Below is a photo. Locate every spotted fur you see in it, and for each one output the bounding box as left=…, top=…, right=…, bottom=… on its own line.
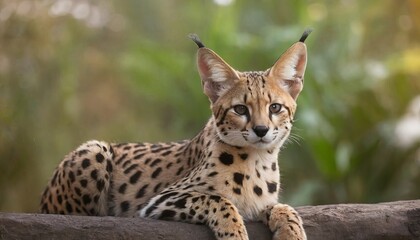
left=40, top=30, right=311, bottom=240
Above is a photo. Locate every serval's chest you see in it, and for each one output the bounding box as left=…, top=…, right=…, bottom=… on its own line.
left=189, top=147, right=281, bottom=220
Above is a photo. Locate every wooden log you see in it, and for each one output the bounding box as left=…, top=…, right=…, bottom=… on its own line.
left=0, top=200, right=419, bottom=240
left=298, top=200, right=420, bottom=240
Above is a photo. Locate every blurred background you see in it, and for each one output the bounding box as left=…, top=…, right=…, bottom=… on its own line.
left=0, top=0, right=419, bottom=213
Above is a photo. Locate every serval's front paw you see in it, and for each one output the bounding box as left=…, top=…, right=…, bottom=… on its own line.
left=262, top=203, right=306, bottom=240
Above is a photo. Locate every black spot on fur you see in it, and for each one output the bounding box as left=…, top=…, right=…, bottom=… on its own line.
left=124, top=164, right=138, bottom=174
left=156, top=192, right=178, bottom=204
left=176, top=167, right=184, bottom=176
left=120, top=201, right=130, bottom=212
left=161, top=150, right=172, bottom=156
left=144, top=206, right=157, bottom=216
left=121, top=144, right=132, bottom=151
left=134, top=153, right=145, bottom=159
left=95, top=153, right=104, bottom=163
left=118, top=183, right=127, bottom=194
left=267, top=181, right=277, bottom=193
left=136, top=184, right=148, bottom=199
left=150, top=159, right=162, bottom=167
left=189, top=209, right=196, bottom=216
left=233, top=173, right=244, bottom=186
left=65, top=202, right=73, bottom=213
left=69, top=171, right=75, bottom=183
left=209, top=195, right=221, bottom=203
left=219, top=152, right=234, bottom=166
left=208, top=171, right=218, bottom=177
left=153, top=183, right=162, bottom=193
left=151, top=167, right=162, bottom=178
left=77, top=149, right=89, bottom=156
left=160, top=210, right=176, bottom=219
left=80, top=179, right=88, bottom=188
left=130, top=171, right=142, bottom=184
left=96, top=179, right=105, bottom=191
left=239, top=153, right=248, bottom=160
left=133, top=148, right=146, bottom=154
left=51, top=171, right=58, bottom=186
left=174, top=197, right=187, bottom=209
left=144, top=158, right=152, bottom=165
left=106, top=160, right=113, bottom=172
left=90, top=169, right=98, bottom=180
left=57, top=195, right=63, bottom=204
left=271, top=162, right=277, bottom=171
left=233, top=188, right=241, bottom=195
left=75, top=187, right=82, bottom=196
left=82, top=194, right=92, bottom=205
left=115, top=153, right=127, bottom=165
left=81, top=159, right=90, bottom=169
left=253, top=185, right=263, bottom=196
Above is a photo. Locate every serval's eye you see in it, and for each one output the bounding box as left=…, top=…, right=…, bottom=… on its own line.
left=233, top=105, right=248, bottom=115
left=269, top=103, right=282, bottom=114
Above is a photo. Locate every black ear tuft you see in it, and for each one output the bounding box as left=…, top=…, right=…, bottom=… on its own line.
left=299, top=28, right=313, bottom=43
left=188, top=33, right=205, bottom=48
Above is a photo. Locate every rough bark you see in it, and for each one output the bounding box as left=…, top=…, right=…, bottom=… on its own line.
left=0, top=200, right=419, bottom=240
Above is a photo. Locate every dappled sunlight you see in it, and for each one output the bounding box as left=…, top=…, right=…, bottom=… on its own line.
left=395, top=96, right=420, bottom=148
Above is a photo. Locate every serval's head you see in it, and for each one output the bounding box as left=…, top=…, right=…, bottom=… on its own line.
left=191, top=30, right=310, bottom=150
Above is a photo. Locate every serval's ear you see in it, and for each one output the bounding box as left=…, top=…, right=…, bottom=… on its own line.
left=268, top=29, right=312, bottom=100
left=189, top=34, right=239, bottom=104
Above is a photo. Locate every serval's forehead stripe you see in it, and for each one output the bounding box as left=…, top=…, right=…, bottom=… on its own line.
left=234, top=71, right=270, bottom=106
left=236, top=71, right=296, bottom=120
left=242, top=71, right=268, bottom=90
left=238, top=71, right=282, bottom=102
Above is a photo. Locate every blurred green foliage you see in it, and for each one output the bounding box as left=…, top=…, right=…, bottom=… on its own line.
left=0, top=0, right=419, bottom=212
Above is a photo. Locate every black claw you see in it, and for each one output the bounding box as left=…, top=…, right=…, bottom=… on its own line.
left=299, top=28, right=313, bottom=43
left=188, top=33, right=205, bottom=48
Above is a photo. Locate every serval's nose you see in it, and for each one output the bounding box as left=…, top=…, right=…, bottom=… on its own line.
left=253, top=125, right=269, bottom=138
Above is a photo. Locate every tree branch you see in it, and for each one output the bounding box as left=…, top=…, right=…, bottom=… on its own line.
left=1, top=200, right=419, bottom=240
